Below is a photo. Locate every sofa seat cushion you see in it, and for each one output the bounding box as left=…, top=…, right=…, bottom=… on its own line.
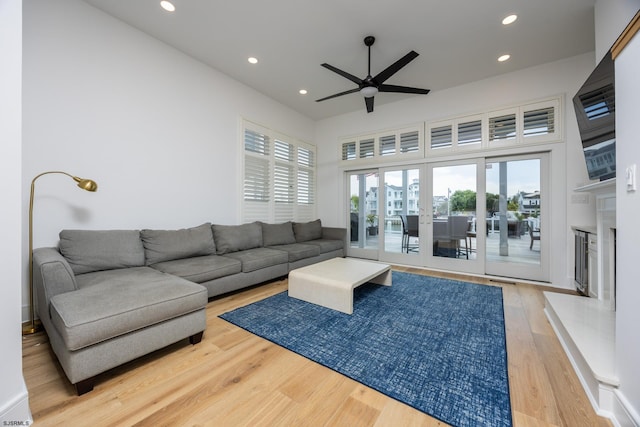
left=223, top=248, right=288, bottom=273
left=149, top=254, right=242, bottom=283
left=51, top=267, right=207, bottom=351
left=302, top=239, right=343, bottom=254
left=266, top=243, right=320, bottom=262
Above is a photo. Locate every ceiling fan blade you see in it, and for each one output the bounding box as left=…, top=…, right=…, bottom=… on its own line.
left=365, top=96, right=375, bottom=113
left=320, top=63, right=363, bottom=85
left=378, top=84, right=430, bottom=95
left=373, top=51, right=419, bottom=84
left=315, top=88, right=360, bottom=102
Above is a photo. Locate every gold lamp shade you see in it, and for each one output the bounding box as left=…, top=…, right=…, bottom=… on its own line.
left=73, top=176, right=98, bottom=192
left=23, top=171, right=98, bottom=335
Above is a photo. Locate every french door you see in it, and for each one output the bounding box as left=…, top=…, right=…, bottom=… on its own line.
left=345, top=153, right=549, bottom=282
left=347, top=170, right=379, bottom=260
left=425, top=160, right=484, bottom=275
left=484, top=153, right=549, bottom=282
left=377, top=166, right=424, bottom=265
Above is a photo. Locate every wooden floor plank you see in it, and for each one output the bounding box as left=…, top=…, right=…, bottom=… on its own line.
left=23, top=267, right=612, bottom=426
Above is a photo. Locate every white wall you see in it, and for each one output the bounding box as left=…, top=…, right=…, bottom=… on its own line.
left=613, top=21, right=640, bottom=427
left=595, top=0, right=640, bottom=62
left=0, top=0, right=32, bottom=423
left=22, top=0, right=315, bottom=317
left=315, top=53, right=597, bottom=288
left=594, top=1, right=640, bottom=422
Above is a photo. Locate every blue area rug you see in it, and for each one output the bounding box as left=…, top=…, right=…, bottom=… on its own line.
left=220, top=271, right=512, bottom=427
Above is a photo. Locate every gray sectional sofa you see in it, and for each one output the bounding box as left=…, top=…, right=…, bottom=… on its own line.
left=32, top=219, right=345, bottom=395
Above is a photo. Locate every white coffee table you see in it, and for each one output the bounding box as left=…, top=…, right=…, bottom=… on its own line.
left=288, top=257, right=391, bottom=314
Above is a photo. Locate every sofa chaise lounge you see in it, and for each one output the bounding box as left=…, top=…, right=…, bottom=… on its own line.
left=32, top=219, right=345, bottom=395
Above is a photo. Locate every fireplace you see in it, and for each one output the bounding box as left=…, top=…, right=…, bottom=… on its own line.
left=573, top=179, right=616, bottom=310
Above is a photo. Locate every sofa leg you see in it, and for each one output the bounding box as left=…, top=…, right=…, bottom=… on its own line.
left=75, top=377, right=94, bottom=396
left=189, top=331, right=204, bottom=345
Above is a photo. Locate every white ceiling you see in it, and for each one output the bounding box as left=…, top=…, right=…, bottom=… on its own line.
left=82, top=0, right=596, bottom=121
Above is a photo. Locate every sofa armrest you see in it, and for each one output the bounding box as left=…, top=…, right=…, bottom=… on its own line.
left=321, top=227, right=347, bottom=251
left=33, top=247, right=78, bottom=320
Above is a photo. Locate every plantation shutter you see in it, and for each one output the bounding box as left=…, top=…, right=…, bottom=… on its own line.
left=297, top=146, right=316, bottom=221
left=342, top=141, right=356, bottom=160
left=400, top=130, right=420, bottom=153
left=243, top=128, right=271, bottom=222
left=457, top=120, right=482, bottom=146
left=430, top=125, right=452, bottom=149
left=488, top=114, right=516, bottom=142
left=379, top=134, right=396, bottom=156
left=242, top=120, right=317, bottom=223
left=523, top=106, right=555, bottom=137
left=359, top=138, right=375, bottom=158
left=273, top=139, right=294, bottom=222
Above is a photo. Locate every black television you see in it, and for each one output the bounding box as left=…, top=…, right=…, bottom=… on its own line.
left=572, top=52, right=616, bottom=181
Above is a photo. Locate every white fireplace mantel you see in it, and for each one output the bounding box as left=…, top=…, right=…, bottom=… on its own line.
left=544, top=177, right=617, bottom=418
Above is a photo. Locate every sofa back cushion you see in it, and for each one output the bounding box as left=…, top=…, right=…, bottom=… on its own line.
left=212, top=222, right=263, bottom=254
left=261, top=221, right=296, bottom=246
left=141, top=223, right=216, bottom=265
left=59, top=230, right=145, bottom=275
left=293, top=219, right=323, bottom=242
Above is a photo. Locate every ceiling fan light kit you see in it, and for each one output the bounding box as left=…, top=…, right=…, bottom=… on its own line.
left=316, top=35, right=430, bottom=113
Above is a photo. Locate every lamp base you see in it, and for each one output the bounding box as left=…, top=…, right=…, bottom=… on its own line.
left=22, top=319, right=43, bottom=335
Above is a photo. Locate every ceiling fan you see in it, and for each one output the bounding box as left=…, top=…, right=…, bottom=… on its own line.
left=316, top=36, right=430, bottom=113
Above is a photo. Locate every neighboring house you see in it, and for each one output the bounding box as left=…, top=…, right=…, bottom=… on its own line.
left=520, top=190, right=541, bottom=215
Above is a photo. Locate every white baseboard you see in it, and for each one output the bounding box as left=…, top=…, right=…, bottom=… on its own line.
left=611, top=390, right=640, bottom=427
left=0, top=386, right=32, bottom=425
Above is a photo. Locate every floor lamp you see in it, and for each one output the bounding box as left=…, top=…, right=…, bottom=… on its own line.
left=23, top=171, right=98, bottom=335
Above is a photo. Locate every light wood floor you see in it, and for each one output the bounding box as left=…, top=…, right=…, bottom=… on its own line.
left=23, top=267, right=613, bottom=426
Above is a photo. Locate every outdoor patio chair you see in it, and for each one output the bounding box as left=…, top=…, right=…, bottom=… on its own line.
left=529, top=220, right=540, bottom=250
left=449, top=216, right=470, bottom=259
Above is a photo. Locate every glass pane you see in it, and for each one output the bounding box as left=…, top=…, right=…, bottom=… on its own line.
left=383, top=169, right=420, bottom=254
left=432, top=164, right=477, bottom=259
left=349, top=172, right=379, bottom=250
left=485, top=159, right=541, bottom=266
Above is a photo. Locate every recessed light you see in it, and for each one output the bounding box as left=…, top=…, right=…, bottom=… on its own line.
left=248, top=57, right=258, bottom=64
left=160, top=1, right=175, bottom=12
left=498, top=54, right=511, bottom=62
left=299, top=89, right=308, bottom=95
left=502, top=14, right=517, bottom=25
